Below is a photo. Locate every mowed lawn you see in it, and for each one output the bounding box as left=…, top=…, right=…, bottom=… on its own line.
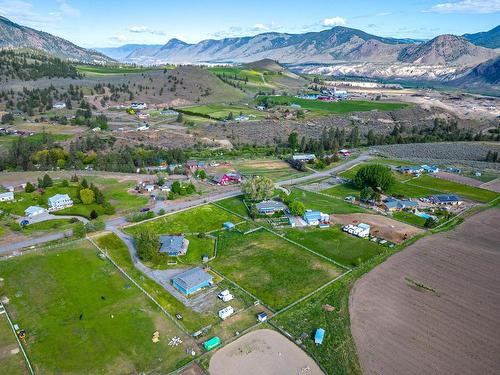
left=0, top=241, right=192, bottom=374
left=282, top=226, right=384, bottom=267
left=211, top=229, right=343, bottom=310
left=0, top=315, right=28, bottom=375
left=407, top=175, right=500, bottom=203
left=125, top=204, right=242, bottom=236
left=216, top=196, right=249, bottom=218
left=288, top=188, right=368, bottom=214
left=232, top=159, right=309, bottom=182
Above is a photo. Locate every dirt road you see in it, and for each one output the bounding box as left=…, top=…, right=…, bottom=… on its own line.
left=350, top=208, right=500, bottom=375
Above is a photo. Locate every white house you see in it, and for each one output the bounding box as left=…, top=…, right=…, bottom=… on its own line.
left=130, top=102, right=147, bottom=110
left=24, top=206, right=46, bottom=218
left=144, top=184, right=155, bottom=192
left=53, top=102, right=66, bottom=109
left=292, top=154, right=316, bottom=162
left=48, top=194, right=73, bottom=211
left=0, top=192, right=14, bottom=202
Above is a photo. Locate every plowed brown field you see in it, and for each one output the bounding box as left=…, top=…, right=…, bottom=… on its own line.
left=350, top=208, right=500, bottom=375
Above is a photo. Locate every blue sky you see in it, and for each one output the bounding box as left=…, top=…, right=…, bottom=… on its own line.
left=0, top=0, right=499, bottom=47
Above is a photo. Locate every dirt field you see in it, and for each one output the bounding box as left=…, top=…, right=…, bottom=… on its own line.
left=350, top=208, right=500, bottom=375
left=209, top=329, right=323, bottom=375
left=434, top=171, right=483, bottom=187
left=330, top=213, right=423, bottom=243
left=480, top=179, right=500, bottom=193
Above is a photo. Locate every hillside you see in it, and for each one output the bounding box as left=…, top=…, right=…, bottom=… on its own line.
left=94, top=44, right=163, bottom=60
left=463, top=25, right=500, bottom=49
left=450, top=56, right=500, bottom=92
left=0, top=16, right=113, bottom=64
left=104, top=26, right=498, bottom=68
left=399, top=35, right=498, bottom=66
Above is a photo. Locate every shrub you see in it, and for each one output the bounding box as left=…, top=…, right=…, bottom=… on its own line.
left=80, top=188, right=95, bottom=205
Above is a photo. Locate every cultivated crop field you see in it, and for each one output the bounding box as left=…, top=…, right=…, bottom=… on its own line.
left=0, top=240, right=194, bottom=374
left=259, top=96, right=409, bottom=114
left=350, top=208, right=500, bottom=375
left=125, top=204, right=243, bottom=236
left=211, top=229, right=344, bottom=310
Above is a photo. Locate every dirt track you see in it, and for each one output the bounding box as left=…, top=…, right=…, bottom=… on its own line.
left=350, top=208, right=500, bottom=375
left=209, top=329, right=323, bottom=375
left=330, top=213, right=423, bottom=243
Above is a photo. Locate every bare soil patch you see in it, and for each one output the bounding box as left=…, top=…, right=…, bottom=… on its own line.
left=480, top=179, right=500, bottom=193
left=330, top=213, right=423, bottom=243
left=350, top=208, right=500, bottom=375
left=209, top=329, right=323, bottom=375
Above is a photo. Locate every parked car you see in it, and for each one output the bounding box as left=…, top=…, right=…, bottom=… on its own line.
left=140, top=207, right=150, bottom=212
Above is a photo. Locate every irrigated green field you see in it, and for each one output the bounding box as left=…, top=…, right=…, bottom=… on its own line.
left=177, top=103, right=265, bottom=121
left=125, top=204, right=243, bottom=236
left=281, top=226, right=384, bottom=267
left=288, top=188, right=368, bottom=214
left=259, top=96, right=409, bottom=114
left=407, top=175, right=500, bottom=203
left=211, top=229, right=344, bottom=310
left=0, top=241, right=193, bottom=374
left=76, top=65, right=162, bottom=75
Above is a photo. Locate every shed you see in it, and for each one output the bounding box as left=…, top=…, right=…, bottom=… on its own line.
left=257, top=312, right=268, bottom=322
left=223, top=222, right=235, bottom=230
left=204, top=337, right=221, bottom=351
left=171, top=267, right=213, bottom=295
left=314, top=328, right=325, bottom=345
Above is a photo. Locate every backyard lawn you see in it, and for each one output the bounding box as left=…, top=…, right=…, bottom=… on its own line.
left=0, top=241, right=193, bottom=374
left=210, top=229, right=344, bottom=310
left=288, top=188, right=368, bottom=214
left=392, top=211, right=427, bottom=228
left=281, top=226, right=384, bottom=267
left=125, top=204, right=243, bottom=236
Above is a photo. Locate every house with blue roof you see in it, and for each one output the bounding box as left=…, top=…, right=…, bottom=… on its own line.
left=430, top=194, right=462, bottom=205
left=382, top=197, right=418, bottom=212
left=303, top=211, right=329, bottom=226
left=255, top=200, right=287, bottom=215
left=171, top=267, right=213, bottom=295
left=421, top=165, right=439, bottom=173
left=159, top=235, right=189, bottom=256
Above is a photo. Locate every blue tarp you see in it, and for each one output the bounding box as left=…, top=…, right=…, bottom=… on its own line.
left=315, top=328, right=325, bottom=345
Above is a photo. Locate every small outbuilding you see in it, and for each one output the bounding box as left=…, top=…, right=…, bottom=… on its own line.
left=204, top=337, right=221, bottom=351
left=223, top=222, right=235, bottom=230
left=0, top=192, right=14, bottom=202
left=257, top=312, right=268, bottom=322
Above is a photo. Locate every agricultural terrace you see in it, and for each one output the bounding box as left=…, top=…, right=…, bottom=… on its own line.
left=124, top=204, right=243, bottom=236
left=280, top=226, right=384, bottom=267
left=258, top=96, right=409, bottom=114
left=0, top=314, right=28, bottom=375
left=0, top=240, right=193, bottom=374
left=176, top=103, right=265, bottom=121
left=210, top=229, right=344, bottom=310
left=288, top=188, right=368, bottom=214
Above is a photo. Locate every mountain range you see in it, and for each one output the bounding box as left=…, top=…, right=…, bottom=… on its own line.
left=0, top=15, right=112, bottom=64
left=95, top=25, right=499, bottom=67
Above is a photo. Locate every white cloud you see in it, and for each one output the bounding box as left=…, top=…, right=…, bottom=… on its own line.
left=424, top=0, right=500, bottom=13
left=376, top=12, right=392, bottom=16
left=252, top=23, right=269, bottom=31
left=110, top=34, right=128, bottom=42
left=0, top=0, right=52, bottom=25
left=56, top=0, right=80, bottom=17
left=322, top=16, right=346, bottom=27
left=128, top=25, right=167, bottom=35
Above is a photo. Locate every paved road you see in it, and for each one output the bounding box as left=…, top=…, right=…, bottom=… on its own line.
left=0, top=230, right=73, bottom=255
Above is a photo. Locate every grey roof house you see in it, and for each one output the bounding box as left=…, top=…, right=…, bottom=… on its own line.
left=159, top=235, right=189, bottom=256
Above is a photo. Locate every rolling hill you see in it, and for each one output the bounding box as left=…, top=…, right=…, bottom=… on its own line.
left=463, top=25, right=500, bottom=49
left=0, top=16, right=113, bottom=64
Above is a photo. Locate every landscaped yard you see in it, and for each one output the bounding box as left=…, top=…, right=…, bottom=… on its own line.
left=125, top=204, right=243, bottom=237
left=288, top=188, right=368, bottom=214
left=210, top=229, right=344, bottom=310
left=407, top=175, right=500, bottom=203
left=0, top=240, right=193, bottom=374
left=280, top=226, right=384, bottom=267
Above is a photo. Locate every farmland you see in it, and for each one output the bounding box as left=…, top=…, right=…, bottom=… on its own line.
left=76, top=65, right=161, bottom=75
left=176, top=103, right=265, bottom=121
left=231, top=158, right=309, bottom=181
left=350, top=208, right=500, bottom=375
left=124, top=204, right=243, bottom=237
left=0, top=240, right=193, bottom=374
left=258, top=96, right=409, bottom=114
left=211, top=229, right=344, bottom=309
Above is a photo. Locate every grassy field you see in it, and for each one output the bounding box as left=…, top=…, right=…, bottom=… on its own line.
left=260, top=96, right=409, bottom=114
left=322, top=183, right=362, bottom=199
left=288, top=188, right=368, bottom=214
left=208, top=66, right=277, bottom=93
left=0, top=240, right=192, bottom=374
left=22, top=218, right=75, bottom=233
left=210, top=229, right=343, bottom=310
left=0, top=133, right=72, bottom=149
left=280, top=226, right=384, bottom=267
left=177, top=103, right=265, bottom=121
left=0, top=315, right=28, bottom=375
left=392, top=211, right=427, bottom=228
left=76, top=65, right=161, bottom=75
left=125, top=204, right=243, bottom=237
left=85, top=177, right=148, bottom=213
left=216, top=196, right=249, bottom=218
left=407, top=175, right=500, bottom=203
left=231, top=159, right=309, bottom=182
